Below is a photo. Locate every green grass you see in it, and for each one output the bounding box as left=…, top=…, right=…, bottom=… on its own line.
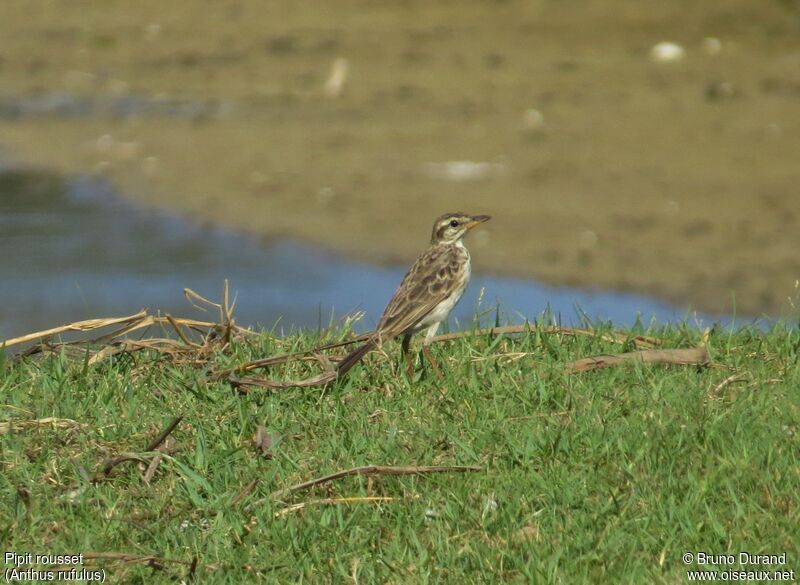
left=1, top=319, right=799, bottom=583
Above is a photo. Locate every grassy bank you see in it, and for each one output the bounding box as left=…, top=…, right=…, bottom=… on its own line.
left=1, top=317, right=798, bottom=582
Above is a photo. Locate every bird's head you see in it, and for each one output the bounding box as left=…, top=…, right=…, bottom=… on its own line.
left=431, top=212, right=491, bottom=245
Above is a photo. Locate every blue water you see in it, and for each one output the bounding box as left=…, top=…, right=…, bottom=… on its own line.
left=0, top=169, right=740, bottom=341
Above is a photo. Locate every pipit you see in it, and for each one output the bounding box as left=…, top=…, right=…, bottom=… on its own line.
left=337, top=212, right=490, bottom=379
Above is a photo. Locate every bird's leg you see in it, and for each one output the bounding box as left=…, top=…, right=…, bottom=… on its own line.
left=401, top=333, right=414, bottom=378
left=422, top=323, right=444, bottom=380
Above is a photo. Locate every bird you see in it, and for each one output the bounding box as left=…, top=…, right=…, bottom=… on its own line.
left=336, top=212, right=490, bottom=379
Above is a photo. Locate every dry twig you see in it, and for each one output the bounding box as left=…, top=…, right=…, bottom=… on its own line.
left=231, top=479, right=260, bottom=508
left=709, top=372, right=751, bottom=397
left=94, top=416, right=182, bottom=482
left=144, top=416, right=183, bottom=451
left=142, top=436, right=176, bottom=485
left=565, top=346, right=710, bottom=373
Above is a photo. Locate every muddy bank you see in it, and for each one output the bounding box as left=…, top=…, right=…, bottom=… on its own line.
left=1, top=0, right=799, bottom=316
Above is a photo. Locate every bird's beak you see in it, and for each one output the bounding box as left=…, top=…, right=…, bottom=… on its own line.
left=465, top=215, right=491, bottom=229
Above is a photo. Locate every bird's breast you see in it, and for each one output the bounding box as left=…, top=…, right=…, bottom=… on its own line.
left=414, top=245, right=471, bottom=330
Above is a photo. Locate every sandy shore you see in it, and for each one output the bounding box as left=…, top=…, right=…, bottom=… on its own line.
left=1, top=0, right=799, bottom=316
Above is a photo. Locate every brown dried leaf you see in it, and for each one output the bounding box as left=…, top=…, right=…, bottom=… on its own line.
left=253, top=426, right=279, bottom=460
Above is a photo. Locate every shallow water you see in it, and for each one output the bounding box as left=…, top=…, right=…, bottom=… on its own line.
left=0, top=169, right=737, bottom=342
left=0, top=92, right=231, bottom=121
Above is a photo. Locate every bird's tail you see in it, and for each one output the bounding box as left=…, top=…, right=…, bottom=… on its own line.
left=336, top=339, right=378, bottom=378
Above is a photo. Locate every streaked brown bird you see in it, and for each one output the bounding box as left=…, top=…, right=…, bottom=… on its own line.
left=336, top=212, right=490, bottom=379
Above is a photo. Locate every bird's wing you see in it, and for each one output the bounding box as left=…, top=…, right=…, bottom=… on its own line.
left=377, top=244, right=467, bottom=339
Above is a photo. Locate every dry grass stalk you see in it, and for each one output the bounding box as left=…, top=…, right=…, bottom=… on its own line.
left=229, top=353, right=337, bottom=390
left=0, top=417, right=85, bottom=435
left=2, top=311, right=148, bottom=348
left=2, top=281, right=255, bottom=368
left=274, top=496, right=396, bottom=517
left=429, top=324, right=661, bottom=349
left=271, top=464, right=482, bottom=501
left=83, top=551, right=192, bottom=567
left=82, top=551, right=268, bottom=576
left=210, top=329, right=372, bottom=380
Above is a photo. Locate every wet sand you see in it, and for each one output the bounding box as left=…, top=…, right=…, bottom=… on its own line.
left=1, top=0, right=799, bottom=317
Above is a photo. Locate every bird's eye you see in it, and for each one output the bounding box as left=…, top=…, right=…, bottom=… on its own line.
left=449, top=219, right=459, bottom=228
